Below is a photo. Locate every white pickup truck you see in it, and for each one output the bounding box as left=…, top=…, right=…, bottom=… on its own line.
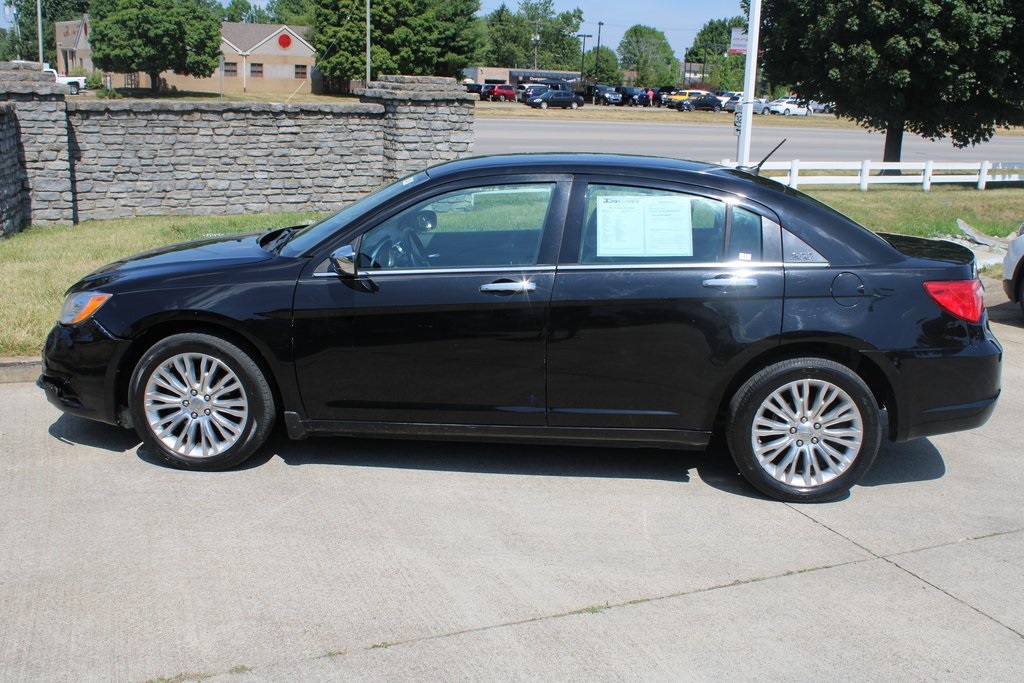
left=42, top=68, right=87, bottom=95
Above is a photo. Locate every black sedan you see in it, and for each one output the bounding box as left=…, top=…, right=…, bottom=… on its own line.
left=525, top=90, right=585, bottom=109
left=39, top=154, right=1002, bottom=502
left=680, top=93, right=725, bottom=112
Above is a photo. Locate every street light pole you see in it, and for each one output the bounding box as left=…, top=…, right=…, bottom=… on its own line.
left=365, top=0, right=371, bottom=83
left=737, top=0, right=763, bottom=166
left=577, top=33, right=592, bottom=84
left=596, top=22, right=603, bottom=79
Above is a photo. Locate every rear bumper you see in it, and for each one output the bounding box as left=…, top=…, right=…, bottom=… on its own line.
left=871, top=333, right=1002, bottom=442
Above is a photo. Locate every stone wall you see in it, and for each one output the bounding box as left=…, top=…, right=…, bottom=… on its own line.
left=0, top=67, right=476, bottom=230
left=0, top=104, right=25, bottom=236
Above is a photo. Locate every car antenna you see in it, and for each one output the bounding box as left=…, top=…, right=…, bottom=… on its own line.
left=740, top=138, right=787, bottom=176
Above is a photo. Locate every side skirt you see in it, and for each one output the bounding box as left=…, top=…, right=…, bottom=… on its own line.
left=283, top=411, right=710, bottom=450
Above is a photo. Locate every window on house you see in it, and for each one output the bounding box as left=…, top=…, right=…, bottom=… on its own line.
left=251, top=63, right=263, bottom=78
left=295, top=64, right=308, bottom=79
left=223, top=62, right=237, bottom=77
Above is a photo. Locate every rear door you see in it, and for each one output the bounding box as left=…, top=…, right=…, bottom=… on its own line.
left=547, top=178, right=785, bottom=433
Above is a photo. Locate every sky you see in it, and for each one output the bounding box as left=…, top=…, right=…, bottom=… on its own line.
left=2, top=1, right=747, bottom=59
left=477, top=1, right=748, bottom=60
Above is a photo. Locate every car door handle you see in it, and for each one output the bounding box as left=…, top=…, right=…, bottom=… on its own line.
left=480, top=280, right=537, bottom=294
left=702, top=275, right=759, bottom=288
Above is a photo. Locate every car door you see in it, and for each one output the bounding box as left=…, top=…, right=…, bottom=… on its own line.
left=292, top=177, right=569, bottom=426
left=547, top=178, right=785, bottom=435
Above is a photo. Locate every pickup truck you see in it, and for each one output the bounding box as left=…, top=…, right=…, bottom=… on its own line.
left=42, top=68, right=86, bottom=95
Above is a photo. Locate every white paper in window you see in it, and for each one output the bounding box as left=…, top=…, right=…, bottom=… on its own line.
left=595, top=195, right=694, bottom=257
left=644, top=196, right=693, bottom=255
left=595, top=196, right=645, bottom=256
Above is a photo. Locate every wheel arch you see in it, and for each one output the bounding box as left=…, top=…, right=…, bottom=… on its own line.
left=712, top=341, right=898, bottom=440
left=114, top=319, right=286, bottom=429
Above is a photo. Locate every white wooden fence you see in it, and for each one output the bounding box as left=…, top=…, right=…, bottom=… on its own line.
left=719, top=159, right=1024, bottom=191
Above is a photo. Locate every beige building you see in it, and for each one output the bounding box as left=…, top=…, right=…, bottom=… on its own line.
left=54, top=16, right=316, bottom=94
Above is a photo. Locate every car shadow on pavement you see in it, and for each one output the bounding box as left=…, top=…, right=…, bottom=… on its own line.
left=987, top=299, right=1023, bottom=328
left=47, top=413, right=141, bottom=452
left=260, top=431, right=700, bottom=483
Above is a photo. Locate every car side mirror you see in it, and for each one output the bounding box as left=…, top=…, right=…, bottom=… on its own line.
left=329, top=244, right=358, bottom=277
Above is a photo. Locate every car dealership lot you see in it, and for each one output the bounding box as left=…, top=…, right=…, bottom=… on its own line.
left=1, top=285, right=1022, bottom=681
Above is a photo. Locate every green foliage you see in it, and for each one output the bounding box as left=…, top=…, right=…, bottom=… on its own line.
left=617, top=25, right=679, bottom=86
left=585, top=46, right=622, bottom=84
left=314, top=0, right=480, bottom=80
left=90, top=0, right=222, bottom=92
left=687, top=16, right=746, bottom=90
left=219, top=0, right=252, bottom=22
left=761, top=0, right=1024, bottom=159
left=84, top=70, right=105, bottom=89
left=479, top=1, right=582, bottom=71
left=266, top=0, right=315, bottom=26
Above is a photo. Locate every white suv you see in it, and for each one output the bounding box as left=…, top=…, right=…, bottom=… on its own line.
left=1002, top=224, right=1024, bottom=315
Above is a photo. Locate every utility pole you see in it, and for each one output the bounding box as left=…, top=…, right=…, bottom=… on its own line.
left=596, top=22, right=603, bottom=80
left=35, top=0, right=43, bottom=66
left=736, top=0, right=762, bottom=166
left=365, top=0, right=371, bottom=84
left=577, top=33, right=592, bottom=84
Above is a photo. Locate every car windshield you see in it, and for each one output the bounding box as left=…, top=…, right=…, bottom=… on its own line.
left=278, top=172, right=427, bottom=257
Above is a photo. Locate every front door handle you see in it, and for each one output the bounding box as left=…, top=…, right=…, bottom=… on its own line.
left=702, top=275, right=759, bottom=288
left=480, top=280, right=537, bottom=294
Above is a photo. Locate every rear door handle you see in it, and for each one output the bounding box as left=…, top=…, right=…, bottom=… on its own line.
left=480, top=280, right=537, bottom=294
left=702, top=276, right=758, bottom=288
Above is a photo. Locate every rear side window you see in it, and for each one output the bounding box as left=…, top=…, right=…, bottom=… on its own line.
left=578, top=184, right=766, bottom=264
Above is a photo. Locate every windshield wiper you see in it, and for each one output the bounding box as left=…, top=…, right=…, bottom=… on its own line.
left=260, top=226, right=300, bottom=253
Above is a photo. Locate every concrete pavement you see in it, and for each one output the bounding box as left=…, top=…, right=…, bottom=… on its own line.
left=1, top=298, right=1022, bottom=682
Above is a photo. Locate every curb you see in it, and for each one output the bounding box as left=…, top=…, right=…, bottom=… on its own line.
left=1, top=357, right=40, bottom=384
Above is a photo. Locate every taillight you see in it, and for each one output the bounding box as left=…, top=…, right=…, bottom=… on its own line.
left=924, top=280, right=984, bottom=323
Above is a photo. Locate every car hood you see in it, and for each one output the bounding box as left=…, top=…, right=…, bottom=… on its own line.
left=69, top=232, right=275, bottom=293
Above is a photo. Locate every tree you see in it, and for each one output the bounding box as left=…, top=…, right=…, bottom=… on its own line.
left=219, top=0, right=252, bottom=22
left=314, top=0, right=480, bottom=81
left=761, top=0, right=1024, bottom=161
left=478, top=1, right=582, bottom=71
left=688, top=16, right=745, bottom=90
left=585, top=45, right=621, bottom=85
left=266, top=0, right=315, bottom=26
left=481, top=4, right=530, bottom=68
left=618, top=25, right=678, bottom=86
left=90, top=0, right=222, bottom=92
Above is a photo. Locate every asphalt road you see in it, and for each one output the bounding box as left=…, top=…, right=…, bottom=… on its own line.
left=1, top=286, right=1022, bottom=681
left=475, top=117, right=1024, bottom=163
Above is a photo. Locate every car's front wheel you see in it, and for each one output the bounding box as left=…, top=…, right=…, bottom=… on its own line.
left=726, top=358, right=881, bottom=502
left=68, top=83, right=80, bottom=95
left=570, top=101, right=578, bottom=109
left=540, top=101, right=548, bottom=109
left=128, top=333, right=276, bottom=471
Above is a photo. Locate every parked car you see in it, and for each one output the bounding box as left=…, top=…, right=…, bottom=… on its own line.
left=39, top=153, right=1002, bottom=503
left=809, top=100, right=835, bottom=114
left=519, top=84, right=549, bottom=102
left=767, top=97, right=810, bottom=116
left=726, top=96, right=767, bottom=113
left=615, top=86, right=649, bottom=106
left=715, top=91, right=741, bottom=106
left=752, top=98, right=771, bottom=115
left=586, top=84, right=621, bottom=105
left=463, top=83, right=483, bottom=95
left=486, top=84, right=516, bottom=102
left=682, top=93, right=727, bottom=112
left=43, top=67, right=86, bottom=95
left=663, top=89, right=708, bottom=107
left=1003, top=223, right=1024, bottom=315
left=525, top=89, right=585, bottom=109
left=653, top=87, right=680, bottom=107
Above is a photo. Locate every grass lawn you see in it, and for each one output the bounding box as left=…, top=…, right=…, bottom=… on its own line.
left=0, top=185, right=1019, bottom=358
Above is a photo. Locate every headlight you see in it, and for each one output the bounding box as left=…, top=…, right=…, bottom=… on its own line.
left=59, top=292, right=111, bottom=325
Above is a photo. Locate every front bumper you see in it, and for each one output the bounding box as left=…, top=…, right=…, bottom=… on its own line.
left=38, top=318, right=132, bottom=427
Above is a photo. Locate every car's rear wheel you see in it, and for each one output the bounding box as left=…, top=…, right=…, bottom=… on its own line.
left=498, top=95, right=506, bottom=102
left=783, top=108, right=791, bottom=115
left=726, top=358, right=881, bottom=502
left=713, top=105, right=721, bottom=112
left=129, top=333, right=275, bottom=471
left=570, top=101, right=578, bottom=109
left=68, top=83, right=80, bottom=95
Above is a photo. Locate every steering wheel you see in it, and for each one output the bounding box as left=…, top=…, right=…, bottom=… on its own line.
left=366, top=230, right=430, bottom=269
left=401, top=228, right=430, bottom=267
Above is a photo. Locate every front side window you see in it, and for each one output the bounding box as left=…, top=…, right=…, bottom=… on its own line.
left=358, top=183, right=556, bottom=270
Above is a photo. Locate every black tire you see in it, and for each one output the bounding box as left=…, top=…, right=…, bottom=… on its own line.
left=129, top=333, right=276, bottom=471
left=570, top=101, right=578, bottom=110
left=726, top=358, right=881, bottom=502
left=712, top=105, right=721, bottom=112
left=68, top=83, right=80, bottom=95
left=498, top=95, right=506, bottom=102
left=540, top=101, right=548, bottom=110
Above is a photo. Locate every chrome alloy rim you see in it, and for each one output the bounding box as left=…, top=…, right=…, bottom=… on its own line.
left=751, top=379, right=863, bottom=488
left=143, top=353, right=249, bottom=458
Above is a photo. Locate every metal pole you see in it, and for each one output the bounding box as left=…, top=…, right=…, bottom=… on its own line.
left=577, top=34, right=591, bottom=84
left=737, top=0, right=762, bottom=166
left=365, top=0, right=371, bottom=83
left=35, top=0, right=43, bottom=65
left=596, top=22, right=603, bottom=77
